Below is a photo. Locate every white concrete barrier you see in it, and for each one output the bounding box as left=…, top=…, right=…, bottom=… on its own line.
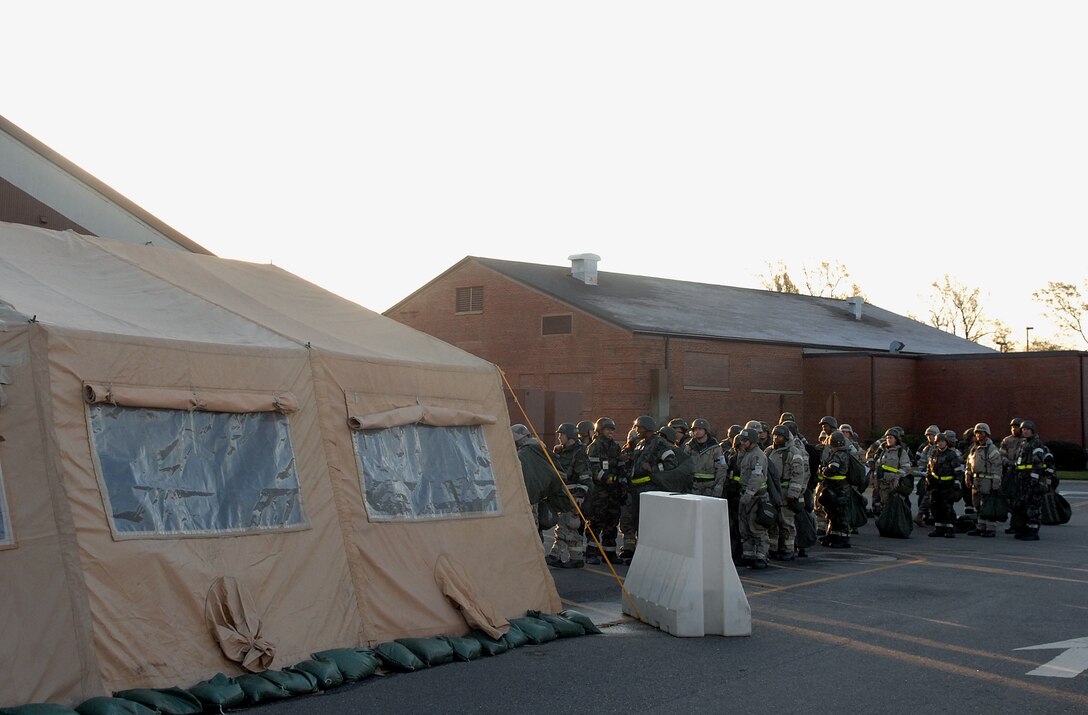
left=621, top=491, right=751, bottom=637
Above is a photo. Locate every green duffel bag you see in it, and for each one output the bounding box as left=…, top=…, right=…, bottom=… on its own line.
left=509, top=616, right=557, bottom=645
left=500, top=623, right=530, bottom=649
left=111, top=689, right=201, bottom=715
left=1, top=705, right=79, bottom=715
left=235, top=674, right=290, bottom=705
left=187, top=673, right=245, bottom=710
left=467, top=629, right=510, bottom=656
left=441, top=636, right=483, bottom=661
left=875, top=494, right=913, bottom=539
left=289, top=659, right=343, bottom=690
left=395, top=637, right=455, bottom=667
left=895, top=474, right=915, bottom=498
left=76, top=698, right=156, bottom=715
left=1041, top=492, right=1073, bottom=525
left=979, top=491, right=1010, bottom=523
left=559, top=609, right=602, bottom=635
left=257, top=668, right=319, bottom=696
left=847, top=489, right=868, bottom=529
left=535, top=613, right=584, bottom=638
left=312, top=648, right=381, bottom=682
left=374, top=641, right=426, bottom=671
left=794, top=510, right=818, bottom=549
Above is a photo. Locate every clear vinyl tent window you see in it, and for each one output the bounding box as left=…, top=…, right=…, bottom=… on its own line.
left=352, top=424, right=500, bottom=521
left=0, top=459, right=13, bottom=549
left=88, top=404, right=308, bottom=538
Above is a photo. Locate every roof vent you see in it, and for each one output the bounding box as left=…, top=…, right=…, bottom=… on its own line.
left=846, top=296, right=864, bottom=320
left=890, top=340, right=905, bottom=353
left=568, top=253, right=601, bottom=286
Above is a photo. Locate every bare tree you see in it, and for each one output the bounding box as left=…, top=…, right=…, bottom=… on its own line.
left=760, top=260, right=863, bottom=299
left=990, top=321, right=1015, bottom=352
left=760, top=261, right=800, bottom=294
left=924, top=275, right=991, bottom=342
left=1033, top=281, right=1088, bottom=347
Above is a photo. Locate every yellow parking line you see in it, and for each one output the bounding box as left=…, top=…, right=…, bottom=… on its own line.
left=749, top=559, right=924, bottom=597
left=754, top=619, right=1088, bottom=708
left=759, top=607, right=1035, bottom=667
left=925, top=561, right=1088, bottom=585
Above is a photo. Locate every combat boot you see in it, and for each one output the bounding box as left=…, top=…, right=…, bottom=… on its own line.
left=585, top=547, right=602, bottom=565
left=749, top=557, right=769, bottom=569
left=560, top=559, right=585, bottom=569
left=1015, top=529, right=1040, bottom=541
left=828, top=535, right=851, bottom=549
left=928, top=527, right=943, bottom=537
left=545, top=554, right=563, bottom=567
left=618, top=547, right=635, bottom=563
left=966, top=528, right=983, bottom=536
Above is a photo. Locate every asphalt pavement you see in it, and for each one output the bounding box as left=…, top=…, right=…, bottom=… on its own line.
left=260, top=487, right=1088, bottom=714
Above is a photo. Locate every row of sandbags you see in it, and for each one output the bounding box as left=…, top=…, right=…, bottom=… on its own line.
left=1, top=610, right=601, bottom=715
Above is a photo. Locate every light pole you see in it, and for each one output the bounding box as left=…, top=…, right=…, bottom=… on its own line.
left=1026, top=326, right=1034, bottom=352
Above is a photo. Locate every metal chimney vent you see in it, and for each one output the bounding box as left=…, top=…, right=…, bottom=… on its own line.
left=846, top=296, right=864, bottom=320
left=568, top=253, right=601, bottom=286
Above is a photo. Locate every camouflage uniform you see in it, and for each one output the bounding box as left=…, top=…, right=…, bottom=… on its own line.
left=872, top=440, right=912, bottom=512
left=619, top=433, right=681, bottom=559
left=1011, top=424, right=1053, bottom=541
left=965, top=431, right=1003, bottom=536
left=548, top=438, right=592, bottom=565
left=999, top=424, right=1026, bottom=533
left=737, top=439, right=771, bottom=566
left=926, top=441, right=961, bottom=537
left=766, top=435, right=806, bottom=559
left=585, top=431, right=625, bottom=563
left=688, top=435, right=727, bottom=497
left=817, top=442, right=852, bottom=546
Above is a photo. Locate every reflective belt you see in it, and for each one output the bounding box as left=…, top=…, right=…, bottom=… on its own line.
left=822, top=474, right=846, bottom=481
left=1016, top=464, right=1033, bottom=471
left=881, top=465, right=900, bottom=474
left=694, top=472, right=715, bottom=480
left=936, top=475, right=954, bottom=481
left=731, top=475, right=741, bottom=482
left=631, top=476, right=651, bottom=485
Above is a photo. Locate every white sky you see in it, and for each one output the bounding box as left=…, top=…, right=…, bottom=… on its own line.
left=3, top=1, right=1086, bottom=349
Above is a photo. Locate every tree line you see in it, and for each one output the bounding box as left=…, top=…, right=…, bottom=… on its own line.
left=758, top=261, right=1086, bottom=352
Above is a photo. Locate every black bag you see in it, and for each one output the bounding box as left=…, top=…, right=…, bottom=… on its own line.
left=847, top=488, right=868, bottom=528
left=794, top=510, right=818, bottom=548
left=846, top=454, right=869, bottom=491
left=753, top=498, right=778, bottom=528
left=875, top=493, right=913, bottom=538
left=1041, top=492, right=1073, bottom=525
left=764, top=457, right=783, bottom=507
left=896, top=473, right=915, bottom=498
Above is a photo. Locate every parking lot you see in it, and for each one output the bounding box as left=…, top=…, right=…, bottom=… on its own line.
left=265, top=489, right=1088, bottom=714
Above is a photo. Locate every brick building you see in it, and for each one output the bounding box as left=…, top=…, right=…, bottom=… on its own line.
left=386, top=255, right=1084, bottom=445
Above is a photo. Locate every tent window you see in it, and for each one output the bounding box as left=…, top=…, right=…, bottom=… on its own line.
left=0, top=460, right=13, bottom=549
left=353, top=424, right=500, bottom=521
left=88, top=404, right=308, bottom=538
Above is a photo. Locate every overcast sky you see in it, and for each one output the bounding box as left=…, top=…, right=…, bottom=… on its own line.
left=3, top=2, right=1086, bottom=349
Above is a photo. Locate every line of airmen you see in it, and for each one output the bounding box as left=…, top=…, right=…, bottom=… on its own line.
left=512, top=412, right=1054, bottom=571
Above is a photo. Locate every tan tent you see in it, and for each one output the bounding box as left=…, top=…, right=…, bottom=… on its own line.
left=0, top=222, right=559, bottom=707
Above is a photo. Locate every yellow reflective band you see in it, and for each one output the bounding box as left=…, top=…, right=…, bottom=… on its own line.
left=732, top=475, right=741, bottom=482
left=822, top=474, right=846, bottom=481
left=1016, top=464, right=1033, bottom=470
left=881, top=465, right=900, bottom=473
left=631, top=476, right=651, bottom=485
left=937, top=476, right=954, bottom=481
left=694, top=472, right=715, bottom=480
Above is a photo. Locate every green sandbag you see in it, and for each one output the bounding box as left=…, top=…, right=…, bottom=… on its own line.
left=76, top=699, right=157, bottom=715
left=258, top=668, right=319, bottom=695
left=187, top=673, right=244, bottom=710
left=235, top=674, right=290, bottom=705
left=0, top=706, right=79, bottom=715
left=374, top=641, right=426, bottom=671
left=441, top=636, right=483, bottom=661
left=395, top=637, right=455, bottom=667
left=875, top=493, right=913, bottom=539
left=509, top=616, right=557, bottom=644
left=536, top=613, right=584, bottom=638
left=467, top=630, right=510, bottom=656
left=312, top=648, right=381, bottom=682
left=501, top=623, right=530, bottom=648
left=287, top=660, right=343, bottom=690
left=111, top=688, right=201, bottom=715
left=559, top=609, right=603, bottom=635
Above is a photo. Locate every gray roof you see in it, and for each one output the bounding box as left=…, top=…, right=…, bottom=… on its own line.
left=474, top=257, right=993, bottom=355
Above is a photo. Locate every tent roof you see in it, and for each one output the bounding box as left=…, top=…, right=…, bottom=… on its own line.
left=471, top=257, right=993, bottom=355
left=0, top=222, right=491, bottom=369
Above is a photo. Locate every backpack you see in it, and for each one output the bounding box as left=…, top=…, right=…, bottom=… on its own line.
left=846, top=453, right=868, bottom=491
